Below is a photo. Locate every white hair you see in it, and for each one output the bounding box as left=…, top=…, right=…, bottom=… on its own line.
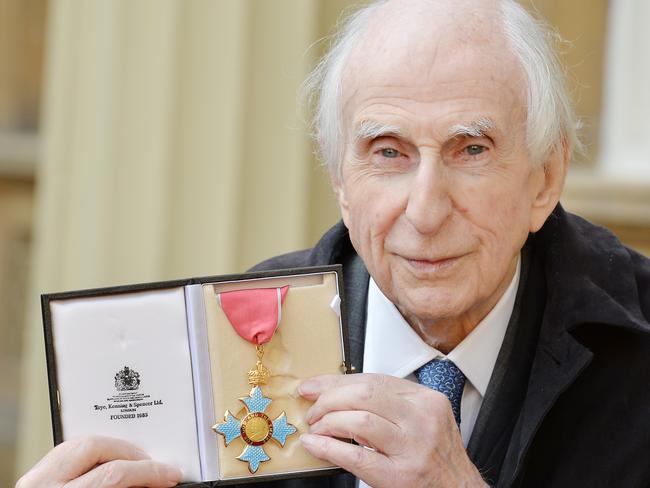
left=302, top=0, right=582, bottom=175
left=500, top=0, right=582, bottom=165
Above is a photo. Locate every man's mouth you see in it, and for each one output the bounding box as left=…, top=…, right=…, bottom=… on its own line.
left=402, top=253, right=466, bottom=272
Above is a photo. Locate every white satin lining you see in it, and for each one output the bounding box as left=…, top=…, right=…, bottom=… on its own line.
left=276, top=287, right=283, bottom=328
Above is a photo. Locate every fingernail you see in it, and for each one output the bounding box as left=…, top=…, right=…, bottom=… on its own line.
left=304, top=408, right=314, bottom=424
left=300, top=433, right=317, bottom=448
left=164, top=465, right=183, bottom=483
left=135, top=448, right=151, bottom=459
left=298, top=379, right=319, bottom=396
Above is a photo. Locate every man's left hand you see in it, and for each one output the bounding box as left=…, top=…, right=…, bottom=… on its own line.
left=298, top=373, right=487, bottom=488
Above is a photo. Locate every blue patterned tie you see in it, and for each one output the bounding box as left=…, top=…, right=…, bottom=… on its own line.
left=415, top=358, right=466, bottom=426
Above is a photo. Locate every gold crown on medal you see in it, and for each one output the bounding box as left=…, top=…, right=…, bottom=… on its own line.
left=248, top=361, right=270, bottom=386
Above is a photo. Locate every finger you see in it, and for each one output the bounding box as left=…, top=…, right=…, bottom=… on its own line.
left=299, top=373, right=418, bottom=401
left=301, top=433, right=395, bottom=488
left=66, top=459, right=182, bottom=488
left=39, top=436, right=151, bottom=480
left=305, top=380, right=419, bottom=426
left=310, top=410, right=403, bottom=456
left=309, top=410, right=403, bottom=456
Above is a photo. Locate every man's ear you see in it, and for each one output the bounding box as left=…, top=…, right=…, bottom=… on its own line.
left=529, top=140, right=570, bottom=232
left=330, top=168, right=351, bottom=226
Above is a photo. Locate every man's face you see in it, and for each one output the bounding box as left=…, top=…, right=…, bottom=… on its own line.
left=335, top=4, right=557, bottom=342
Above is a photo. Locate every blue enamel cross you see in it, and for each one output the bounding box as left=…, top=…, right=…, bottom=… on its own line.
left=213, top=386, right=297, bottom=473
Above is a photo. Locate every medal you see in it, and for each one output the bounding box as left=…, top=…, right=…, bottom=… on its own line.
left=212, top=286, right=297, bottom=473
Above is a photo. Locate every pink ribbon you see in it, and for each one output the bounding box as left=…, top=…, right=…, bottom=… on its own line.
left=218, top=286, right=289, bottom=345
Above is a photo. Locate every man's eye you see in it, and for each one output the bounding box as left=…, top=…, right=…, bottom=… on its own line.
left=380, top=148, right=401, bottom=158
left=466, top=145, right=486, bottom=156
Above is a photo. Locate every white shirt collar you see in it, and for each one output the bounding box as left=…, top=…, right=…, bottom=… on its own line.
left=363, top=257, right=521, bottom=396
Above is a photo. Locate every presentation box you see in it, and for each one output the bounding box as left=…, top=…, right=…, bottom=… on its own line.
left=41, top=266, right=350, bottom=484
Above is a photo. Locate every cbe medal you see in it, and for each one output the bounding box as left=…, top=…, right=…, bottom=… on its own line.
left=212, top=286, right=297, bottom=473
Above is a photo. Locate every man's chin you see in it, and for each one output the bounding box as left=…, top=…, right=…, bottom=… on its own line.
left=394, top=291, right=467, bottom=325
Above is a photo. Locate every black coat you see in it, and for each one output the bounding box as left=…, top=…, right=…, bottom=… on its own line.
left=192, top=205, right=650, bottom=488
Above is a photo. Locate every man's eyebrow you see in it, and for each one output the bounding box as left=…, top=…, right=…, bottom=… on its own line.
left=354, top=120, right=407, bottom=142
left=447, top=117, right=496, bottom=138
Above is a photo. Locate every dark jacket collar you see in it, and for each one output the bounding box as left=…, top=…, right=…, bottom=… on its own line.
left=501, top=204, right=650, bottom=485
left=535, top=205, right=649, bottom=337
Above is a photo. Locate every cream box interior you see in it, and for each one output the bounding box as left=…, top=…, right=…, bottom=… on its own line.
left=42, top=266, right=349, bottom=484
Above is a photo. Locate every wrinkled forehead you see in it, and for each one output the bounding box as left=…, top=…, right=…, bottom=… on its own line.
left=342, top=0, right=525, bottom=111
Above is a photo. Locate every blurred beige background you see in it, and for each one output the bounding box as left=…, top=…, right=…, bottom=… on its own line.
left=0, top=0, right=648, bottom=485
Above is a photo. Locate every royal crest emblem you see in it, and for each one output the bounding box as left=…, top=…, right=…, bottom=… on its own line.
left=114, top=366, right=141, bottom=391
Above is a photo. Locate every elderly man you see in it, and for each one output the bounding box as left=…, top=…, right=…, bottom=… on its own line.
left=18, top=0, right=650, bottom=487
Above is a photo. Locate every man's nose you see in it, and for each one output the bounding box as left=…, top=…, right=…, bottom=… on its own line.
left=404, top=158, right=452, bottom=235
